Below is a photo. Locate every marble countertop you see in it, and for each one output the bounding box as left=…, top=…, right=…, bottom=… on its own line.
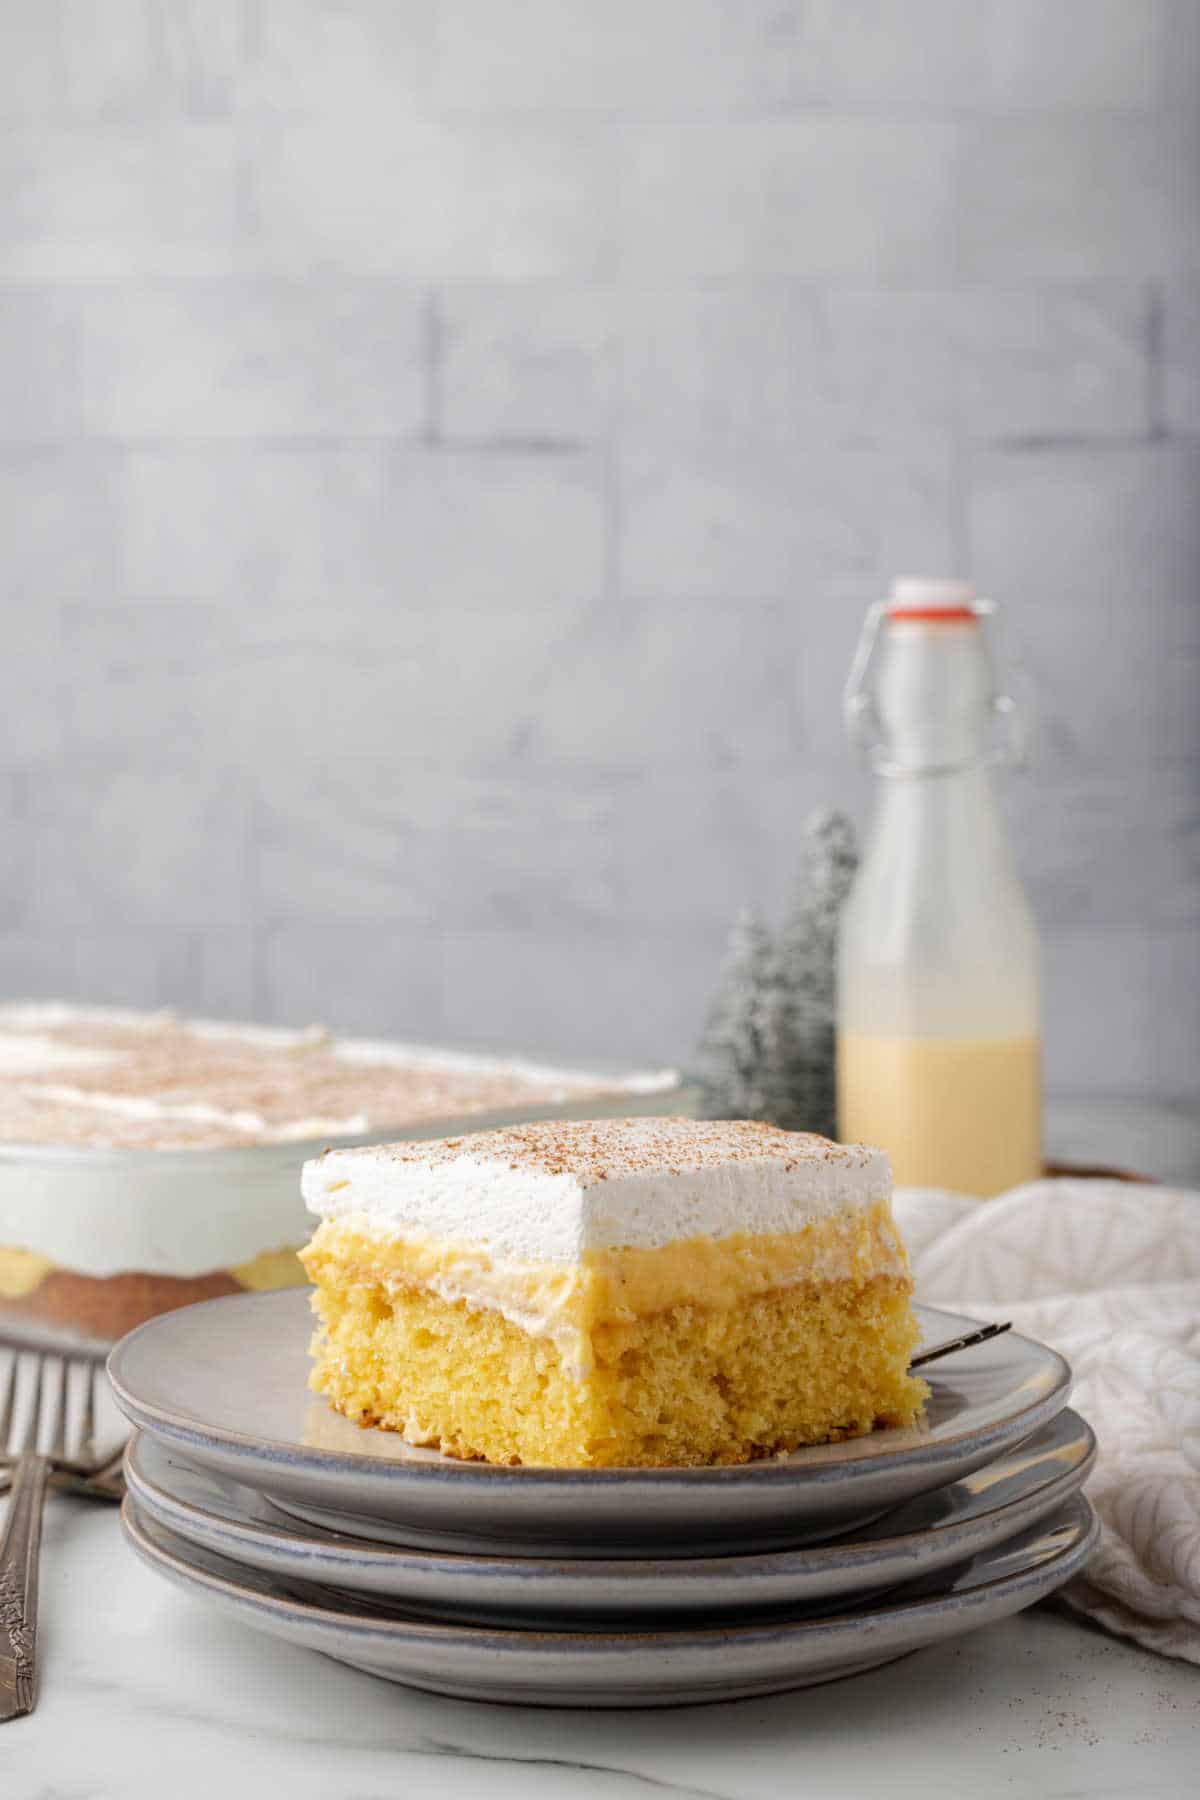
left=2, top=1097, right=1198, bottom=1796
left=3, top=1501, right=1197, bottom=1800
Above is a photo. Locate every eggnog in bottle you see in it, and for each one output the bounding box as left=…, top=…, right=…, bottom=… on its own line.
left=837, top=579, right=1041, bottom=1197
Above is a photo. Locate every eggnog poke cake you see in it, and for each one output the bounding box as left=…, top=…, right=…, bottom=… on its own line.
left=300, top=1118, right=927, bottom=1468
left=0, top=1004, right=677, bottom=1348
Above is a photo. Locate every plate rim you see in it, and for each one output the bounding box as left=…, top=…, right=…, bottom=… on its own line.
left=120, top=1490, right=1099, bottom=1651
left=108, top=1291, right=1073, bottom=1490
left=123, top=1413, right=1098, bottom=1582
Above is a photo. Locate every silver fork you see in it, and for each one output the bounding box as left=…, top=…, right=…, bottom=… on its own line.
left=0, top=1347, right=123, bottom=1722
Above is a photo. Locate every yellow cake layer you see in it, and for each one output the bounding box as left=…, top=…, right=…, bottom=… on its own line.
left=306, top=1273, right=927, bottom=1468
left=300, top=1199, right=909, bottom=1355
left=0, top=1243, right=306, bottom=1299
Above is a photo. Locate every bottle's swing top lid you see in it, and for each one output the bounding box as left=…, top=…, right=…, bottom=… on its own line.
left=887, top=576, right=978, bottom=622
left=845, top=577, right=1023, bottom=775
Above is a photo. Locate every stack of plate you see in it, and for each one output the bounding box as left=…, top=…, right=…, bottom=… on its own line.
left=109, top=1290, right=1098, bottom=1708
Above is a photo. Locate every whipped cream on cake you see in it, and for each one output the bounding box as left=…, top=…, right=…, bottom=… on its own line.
left=303, top=1118, right=892, bottom=1261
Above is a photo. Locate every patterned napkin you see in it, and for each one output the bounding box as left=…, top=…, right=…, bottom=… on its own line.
left=893, top=1180, right=1200, bottom=1664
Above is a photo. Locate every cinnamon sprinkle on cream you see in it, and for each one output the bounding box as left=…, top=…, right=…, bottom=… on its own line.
left=318, top=1117, right=874, bottom=1188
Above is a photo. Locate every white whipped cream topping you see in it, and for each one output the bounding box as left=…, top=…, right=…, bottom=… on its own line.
left=18, top=1084, right=368, bottom=1142
left=0, top=1002, right=166, bottom=1032
left=187, top=1019, right=332, bottom=1050
left=0, top=1003, right=677, bottom=1100
left=0, top=1005, right=676, bottom=1139
left=332, top=1036, right=675, bottom=1096
left=303, top=1145, right=890, bottom=1263
left=0, top=1035, right=122, bottom=1075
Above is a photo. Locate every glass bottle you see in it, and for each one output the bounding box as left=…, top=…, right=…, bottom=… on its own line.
left=836, top=578, right=1041, bottom=1196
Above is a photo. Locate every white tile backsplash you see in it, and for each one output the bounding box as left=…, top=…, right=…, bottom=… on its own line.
left=969, top=445, right=1200, bottom=768
left=958, top=116, right=1200, bottom=282
left=0, top=124, right=241, bottom=279
left=433, top=1, right=822, bottom=114
left=0, top=288, right=85, bottom=440
left=977, top=0, right=1166, bottom=111
left=248, top=1, right=434, bottom=117
left=252, top=115, right=617, bottom=281
left=619, top=119, right=959, bottom=281
left=1163, top=279, right=1200, bottom=436
left=0, top=447, right=120, bottom=598
left=438, top=285, right=615, bottom=445
left=115, top=444, right=391, bottom=600
left=78, top=280, right=428, bottom=439
left=620, top=440, right=955, bottom=603
left=27, top=762, right=253, bottom=930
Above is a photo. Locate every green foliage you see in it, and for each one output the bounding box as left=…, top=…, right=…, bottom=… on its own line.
left=695, top=811, right=859, bottom=1135
left=695, top=908, right=777, bottom=1121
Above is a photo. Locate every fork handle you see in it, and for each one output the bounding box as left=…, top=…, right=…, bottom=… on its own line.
left=0, top=1451, right=49, bottom=1721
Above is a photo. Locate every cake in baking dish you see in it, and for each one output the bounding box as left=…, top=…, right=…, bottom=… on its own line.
left=300, top=1117, right=927, bottom=1468
left=0, top=1003, right=676, bottom=1347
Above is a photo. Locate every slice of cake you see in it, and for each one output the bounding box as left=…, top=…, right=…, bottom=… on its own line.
left=300, top=1118, right=926, bottom=1469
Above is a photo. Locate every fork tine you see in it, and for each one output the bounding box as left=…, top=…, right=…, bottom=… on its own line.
left=0, top=1350, right=16, bottom=1457
left=78, top=1359, right=97, bottom=1466
left=0, top=1331, right=125, bottom=1498
left=25, top=1352, right=49, bottom=1454
left=48, top=1357, right=69, bottom=1461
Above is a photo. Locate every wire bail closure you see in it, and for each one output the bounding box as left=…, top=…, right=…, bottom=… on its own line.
left=843, top=597, right=1025, bottom=779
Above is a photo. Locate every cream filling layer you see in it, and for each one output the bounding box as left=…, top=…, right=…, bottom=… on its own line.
left=301, top=1200, right=911, bottom=1380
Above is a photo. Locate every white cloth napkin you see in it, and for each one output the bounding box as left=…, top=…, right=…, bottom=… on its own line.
left=893, top=1179, right=1200, bottom=1664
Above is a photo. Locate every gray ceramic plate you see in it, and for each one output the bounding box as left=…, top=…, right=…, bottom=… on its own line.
left=121, top=1494, right=1098, bottom=1707
left=124, top=1410, right=1096, bottom=1625
left=109, top=1291, right=1072, bottom=1556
